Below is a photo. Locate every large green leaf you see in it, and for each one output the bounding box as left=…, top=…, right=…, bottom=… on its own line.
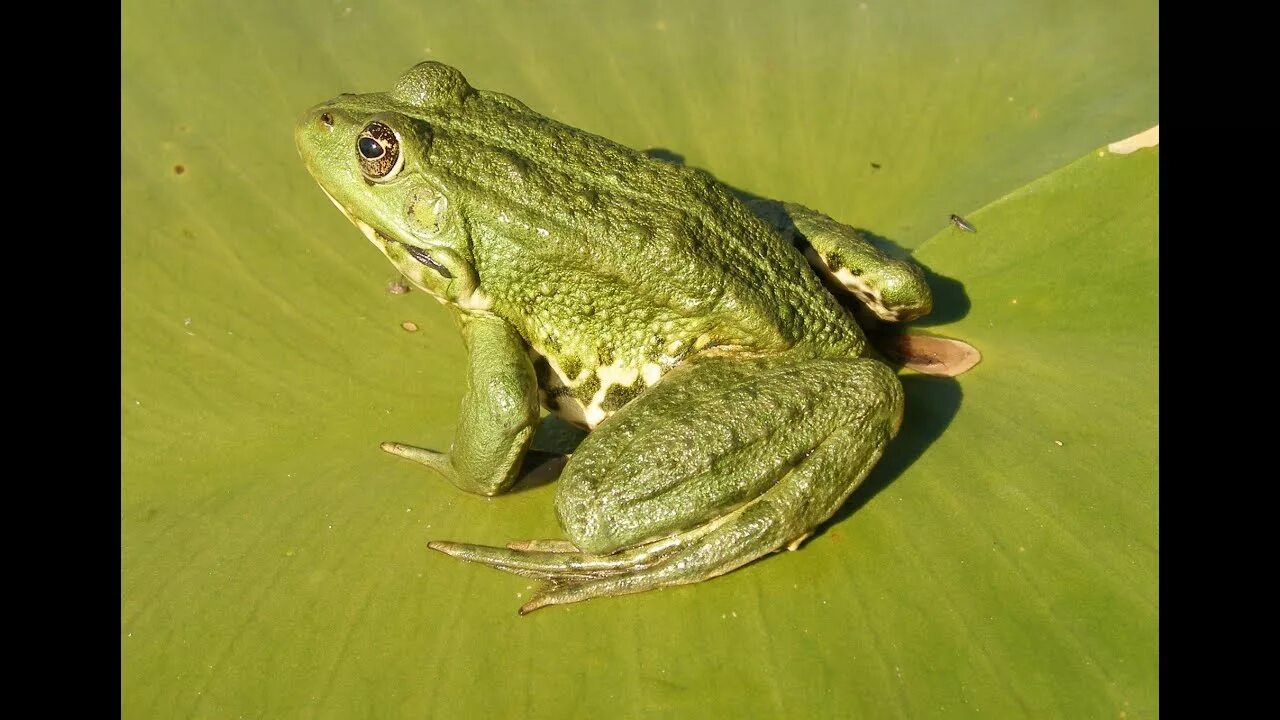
left=122, top=1, right=1157, bottom=717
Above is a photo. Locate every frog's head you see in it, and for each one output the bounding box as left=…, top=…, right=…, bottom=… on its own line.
left=294, top=62, right=489, bottom=310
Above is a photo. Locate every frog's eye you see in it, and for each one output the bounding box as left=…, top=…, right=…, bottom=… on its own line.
left=356, top=121, right=403, bottom=181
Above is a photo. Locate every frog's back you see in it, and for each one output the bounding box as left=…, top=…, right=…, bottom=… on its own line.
left=397, top=65, right=867, bottom=424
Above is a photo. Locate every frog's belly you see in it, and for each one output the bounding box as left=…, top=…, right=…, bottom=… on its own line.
left=532, top=351, right=670, bottom=430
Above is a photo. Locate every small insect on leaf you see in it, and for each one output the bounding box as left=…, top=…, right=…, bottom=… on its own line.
left=949, top=214, right=977, bottom=233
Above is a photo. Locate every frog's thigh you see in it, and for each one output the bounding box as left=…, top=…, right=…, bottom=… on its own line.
left=554, top=355, right=904, bottom=556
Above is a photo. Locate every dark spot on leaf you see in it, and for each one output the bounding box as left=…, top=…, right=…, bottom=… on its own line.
left=173, top=164, right=186, bottom=175
left=870, top=162, right=881, bottom=170
left=826, top=253, right=843, bottom=271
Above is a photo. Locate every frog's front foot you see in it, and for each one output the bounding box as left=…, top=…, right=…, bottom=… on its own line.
left=380, top=441, right=483, bottom=495
left=381, top=441, right=452, bottom=474
left=428, top=354, right=904, bottom=614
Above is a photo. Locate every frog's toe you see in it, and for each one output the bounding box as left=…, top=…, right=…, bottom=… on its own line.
left=428, top=541, right=592, bottom=580
left=506, top=539, right=581, bottom=552
left=428, top=536, right=681, bottom=582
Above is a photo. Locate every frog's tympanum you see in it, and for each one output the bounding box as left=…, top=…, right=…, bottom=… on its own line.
left=296, top=62, right=935, bottom=614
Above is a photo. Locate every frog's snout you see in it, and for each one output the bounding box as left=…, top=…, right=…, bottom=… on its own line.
left=294, top=105, right=345, bottom=172
left=296, top=106, right=334, bottom=142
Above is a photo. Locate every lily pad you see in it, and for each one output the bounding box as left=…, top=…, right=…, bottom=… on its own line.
left=122, top=1, right=1157, bottom=718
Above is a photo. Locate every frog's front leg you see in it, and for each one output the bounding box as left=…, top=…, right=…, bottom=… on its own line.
left=382, top=313, right=540, bottom=496
left=429, top=353, right=903, bottom=613
left=748, top=199, right=932, bottom=323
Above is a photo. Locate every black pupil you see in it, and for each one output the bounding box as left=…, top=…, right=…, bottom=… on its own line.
left=358, top=137, right=384, bottom=159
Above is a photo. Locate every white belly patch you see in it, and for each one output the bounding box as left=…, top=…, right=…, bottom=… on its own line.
left=533, top=350, right=672, bottom=430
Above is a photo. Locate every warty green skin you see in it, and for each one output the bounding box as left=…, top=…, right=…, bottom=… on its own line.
left=295, top=62, right=933, bottom=613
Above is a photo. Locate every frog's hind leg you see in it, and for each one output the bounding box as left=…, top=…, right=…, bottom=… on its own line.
left=520, top=390, right=896, bottom=614
left=427, top=354, right=904, bottom=614
left=747, top=199, right=932, bottom=322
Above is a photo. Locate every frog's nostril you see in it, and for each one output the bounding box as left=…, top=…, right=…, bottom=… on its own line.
left=320, top=112, right=334, bottom=128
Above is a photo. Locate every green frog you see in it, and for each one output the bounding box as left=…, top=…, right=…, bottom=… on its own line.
left=295, top=61, right=935, bottom=614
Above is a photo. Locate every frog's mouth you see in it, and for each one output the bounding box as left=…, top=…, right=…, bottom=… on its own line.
left=317, top=186, right=386, bottom=249
left=316, top=185, right=462, bottom=305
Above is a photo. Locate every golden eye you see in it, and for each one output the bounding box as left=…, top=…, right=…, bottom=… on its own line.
left=356, top=121, right=402, bottom=181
